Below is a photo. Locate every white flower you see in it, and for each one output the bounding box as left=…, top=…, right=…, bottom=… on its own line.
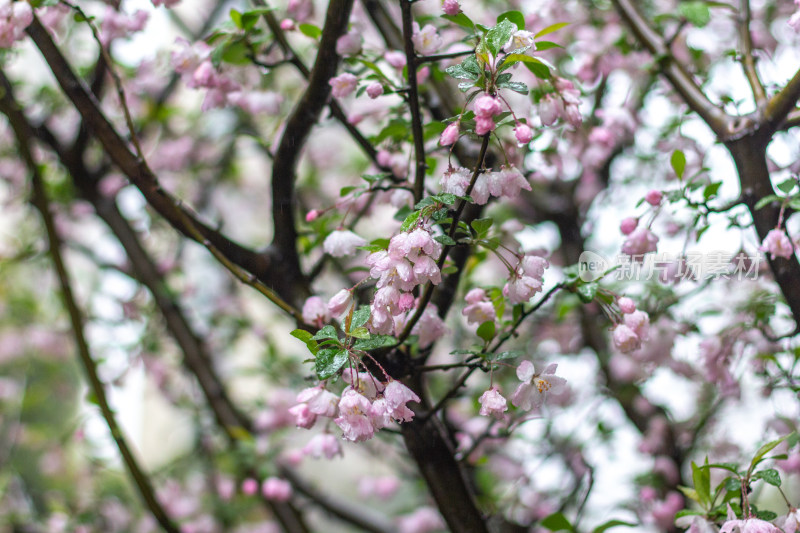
left=323, top=230, right=367, bottom=257
left=511, top=361, right=566, bottom=411
left=411, top=23, right=442, bottom=55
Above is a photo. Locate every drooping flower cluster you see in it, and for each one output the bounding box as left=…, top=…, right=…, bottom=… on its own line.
left=290, top=371, right=420, bottom=443
left=172, top=38, right=243, bottom=111
left=622, top=227, right=659, bottom=257
left=760, top=227, right=794, bottom=260
left=473, top=94, right=503, bottom=136
left=440, top=165, right=531, bottom=206
left=0, top=0, right=32, bottom=48
left=539, top=77, right=582, bottom=128
left=366, top=226, right=443, bottom=334
left=612, top=309, right=650, bottom=354
left=99, top=7, right=148, bottom=46
left=503, top=254, right=549, bottom=305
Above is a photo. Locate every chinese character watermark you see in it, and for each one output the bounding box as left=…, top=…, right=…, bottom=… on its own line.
left=578, top=251, right=763, bottom=283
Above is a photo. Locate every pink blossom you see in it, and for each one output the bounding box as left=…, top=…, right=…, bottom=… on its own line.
left=241, top=478, right=259, bottom=496
left=336, top=31, right=362, bottom=57
left=329, top=73, right=358, bottom=98
left=412, top=255, right=442, bottom=285
left=759, top=228, right=794, bottom=259
left=624, top=310, right=650, bottom=341
left=503, top=254, right=549, bottom=304
left=417, top=66, right=431, bottom=84
left=358, top=476, right=401, bottom=500
left=99, top=8, right=148, bottom=46
left=720, top=513, right=781, bottom=532
left=775, top=508, right=800, bottom=533
left=287, top=0, right=313, bottom=22
left=470, top=173, right=491, bottom=204
left=382, top=380, right=421, bottom=422
left=622, top=227, right=659, bottom=257
left=305, top=209, right=320, bottom=222
left=440, top=122, right=460, bottom=146
left=479, top=388, right=508, bottom=419
left=462, top=288, right=496, bottom=325
left=508, top=30, right=536, bottom=52
left=474, top=95, right=503, bottom=118
left=442, top=0, right=460, bottom=16
left=650, top=492, right=683, bottom=531
left=475, top=115, right=496, bottom=135
left=302, top=433, right=343, bottom=459
left=0, top=0, right=32, bottom=48
left=441, top=166, right=471, bottom=196
left=261, top=478, right=292, bottom=502
left=366, top=82, right=384, bottom=99
left=411, top=304, right=448, bottom=348
left=384, top=50, right=407, bottom=69
left=512, top=361, right=567, bottom=411
left=487, top=166, right=531, bottom=199
left=342, top=369, right=384, bottom=399
left=514, top=123, right=534, bottom=144
left=618, top=297, right=636, bottom=314
left=397, top=507, right=446, bottom=533
left=539, top=94, right=560, bottom=126
left=411, top=23, right=442, bottom=55
left=280, top=18, right=295, bottom=30
left=335, top=389, right=376, bottom=442
left=301, top=296, right=330, bottom=327
left=620, top=217, right=638, bottom=235
left=645, top=189, right=663, bottom=206
left=323, top=229, right=367, bottom=257
left=152, top=0, right=181, bottom=7
left=328, top=289, right=352, bottom=316
left=296, top=387, right=339, bottom=418
left=612, top=324, right=640, bottom=353
left=790, top=11, right=800, bottom=32
left=288, top=403, right=317, bottom=429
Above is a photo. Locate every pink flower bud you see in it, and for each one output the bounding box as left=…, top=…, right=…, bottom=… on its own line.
left=618, top=297, right=636, bottom=314
left=328, top=289, right=352, bottom=316
left=439, top=122, right=459, bottom=146
left=620, top=217, right=638, bottom=235
left=366, top=82, right=384, bottom=99
left=279, top=18, right=295, bottom=30
left=384, top=50, right=406, bottom=69
left=241, top=478, right=259, bottom=495
left=443, top=0, right=460, bottom=15
left=261, top=477, right=292, bottom=501
left=514, top=122, right=533, bottom=144
left=474, top=95, right=503, bottom=118
left=645, top=189, right=663, bottom=206
left=305, top=209, right=320, bottom=222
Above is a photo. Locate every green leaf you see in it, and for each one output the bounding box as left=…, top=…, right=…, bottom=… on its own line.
left=750, top=434, right=793, bottom=472
left=471, top=218, right=493, bottom=236
left=291, top=329, right=314, bottom=343
left=434, top=234, right=457, bottom=246
left=692, top=460, right=712, bottom=507
left=492, top=350, right=524, bottom=361
left=312, top=325, right=338, bottom=341
left=298, top=23, right=322, bottom=39
left=445, top=63, right=480, bottom=80
left=353, top=335, right=397, bottom=351
left=755, top=194, right=781, bottom=210
left=703, top=182, right=722, bottom=200
left=671, top=150, right=686, bottom=180
left=351, top=306, right=371, bottom=330
left=534, top=22, right=570, bottom=39
left=348, top=327, right=371, bottom=339
left=401, top=210, right=421, bottom=232
left=442, top=13, right=475, bottom=30
left=540, top=512, right=575, bottom=532
left=497, top=10, right=525, bottom=30
left=534, top=41, right=563, bottom=51
left=752, top=468, right=781, bottom=487
left=476, top=321, right=496, bottom=343
left=230, top=8, right=243, bottom=28
left=576, top=282, right=598, bottom=303
left=777, top=178, right=797, bottom=194
left=592, top=519, right=637, bottom=533
left=485, top=19, right=517, bottom=56
left=524, top=59, right=552, bottom=79
left=315, top=348, right=348, bottom=379
left=679, top=2, right=711, bottom=27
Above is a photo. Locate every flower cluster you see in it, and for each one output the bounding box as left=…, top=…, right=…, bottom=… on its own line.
left=290, top=371, right=421, bottom=443
left=99, top=7, right=148, bottom=46
left=760, top=227, right=794, bottom=260
left=462, top=288, right=496, bottom=325
left=612, top=308, right=650, bottom=354
left=440, top=165, right=531, bottom=205
left=503, top=254, right=549, bottom=305
left=0, top=0, right=32, bottom=49
left=539, top=78, right=582, bottom=128
left=366, top=226, right=443, bottom=334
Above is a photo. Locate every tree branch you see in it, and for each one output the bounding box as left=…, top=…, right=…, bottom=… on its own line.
left=764, top=66, right=800, bottom=134
left=399, top=0, right=428, bottom=203
left=270, top=0, right=355, bottom=305
left=25, top=17, right=282, bottom=302
left=3, top=98, right=180, bottom=533
left=610, top=0, right=729, bottom=136
left=738, top=0, right=767, bottom=105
